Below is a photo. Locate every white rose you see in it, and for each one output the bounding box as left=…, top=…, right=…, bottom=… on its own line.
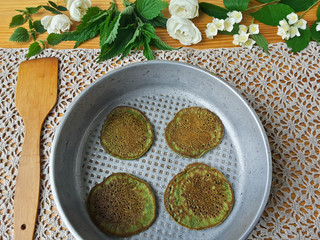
left=41, top=15, right=72, bottom=34
left=67, top=0, right=91, bottom=22
left=169, top=0, right=199, bottom=19
left=167, top=16, right=202, bottom=45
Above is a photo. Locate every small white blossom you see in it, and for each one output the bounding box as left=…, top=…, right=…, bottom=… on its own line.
left=224, top=17, right=236, bottom=32
left=67, top=0, right=91, bottom=22
left=279, top=19, right=290, bottom=32
left=249, top=24, right=259, bottom=35
left=238, top=25, right=248, bottom=34
left=205, top=22, right=218, bottom=39
left=213, top=19, right=225, bottom=31
left=289, top=26, right=300, bottom=38
left=41, top=14, right=72, bottom=34
left=233, top=34, right=240, bottom=45
left=238, top=32, right=250, bottom=43
left=227, top=11, right=242, bottom=23
left=169, top=0, right=199, bottom=19
left=277, top=26, right=290, bottom=40
left=286, top=12, right=299, bottom=25
left=295, top=19, right=307, bottom=30
left=242, top=39, right=256, bottom=49
left=316, top=22, right=320, bottom=31
left=167, top=16, right=202, bottom=45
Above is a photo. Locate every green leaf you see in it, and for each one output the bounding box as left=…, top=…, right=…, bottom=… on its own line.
left=150, top=38, right=176, bottom=51
left=223, top=0, right=249, bottom=11
left=310, top=21, right=320, bottom=42
left=48, top=1, right=58, bottom=9
left=105, top=5, right=134, bottom=44
left=33, top=20, right=46, bottom=34
left=279, top=0, right=317, bottom=12
left=47, top=32, right=77, bottom=45
left=139, top=14, right=168, bottom=28
left=285, top=26, right=311, bottom=53
left=317, top=4, right=320, bottom=19
left=47, top=33, right=65, bottom=45
left=9, top=15, right=26, bottom=28
left=43, top=5, right=62, bottom=15
left=256, top=0, right=277, bottom=2
left=26, top=5, right=42, bottom=14
left=251, top=33, right=269, bottom=54
left=57, top=6, right=68, bottom=11
left=250, top=4, right=294, bottom=26
left=98, top=25, right=136, bottom=61
left=27, top=42, right=42, bottom=58
left=143, top=37, right=154, bottom=60
left=136, top=0, right=168, bottom=20
left=199, top=2, right=229, bottom=19
left=9, top=27, right=29, bottom=42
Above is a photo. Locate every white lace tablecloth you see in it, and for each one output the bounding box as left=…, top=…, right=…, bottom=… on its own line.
left=0, top=42, right=319, bottom=239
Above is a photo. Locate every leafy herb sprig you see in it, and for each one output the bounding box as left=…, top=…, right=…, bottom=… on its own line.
left=9, top=0, right=173, bottom=61
left=9, top=1, right=68, bottom=58
left=200, top=0, right=320, bottom=53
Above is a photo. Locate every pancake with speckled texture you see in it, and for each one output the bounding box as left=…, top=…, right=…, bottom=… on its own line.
left=164, top=163, right=234, bottom=230
left=87, top=173, right=156, bottom=237
left=100, top=106, right=153, bottom=160
left=165, top=107, right=223, bottom=158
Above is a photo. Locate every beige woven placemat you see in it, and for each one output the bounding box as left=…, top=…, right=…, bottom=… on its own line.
left=0, top=42, right=319, bottom=239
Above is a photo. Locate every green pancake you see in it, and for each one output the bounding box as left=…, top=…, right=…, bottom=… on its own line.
left=87, top=173, right=156, bottom=237
left=165, top=107, right=224, bottom=158
left=164, top=163, right=234, bottom=230
left=100, top=106, right=153, bottom=160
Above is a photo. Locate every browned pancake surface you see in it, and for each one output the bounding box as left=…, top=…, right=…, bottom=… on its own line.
left=100, top=106, right=153, bottom=159
left=165, top=107, right=223, bottom=158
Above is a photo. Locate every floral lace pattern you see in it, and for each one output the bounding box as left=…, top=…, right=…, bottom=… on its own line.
left=0, top=42, right=319, bottom=239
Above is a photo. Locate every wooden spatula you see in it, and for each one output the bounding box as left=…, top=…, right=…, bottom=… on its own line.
left=14, top=57, right=59, bottom=240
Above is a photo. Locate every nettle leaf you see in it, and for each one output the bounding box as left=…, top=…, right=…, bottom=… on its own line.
left=251, top=33, right=269, bottom=54
left=9, top=15, right=26, bottom=28
left=310, top=21, right=320, bottom=42
left=26, top=5, right=42, bottom=14
left=285, top=26, right=311, bottom=53
left=223, top=0, right=249, bottom=11
left=317, top=4, right=320, bottom=19
left=250, top=4, right=294, bottom=26
left=33, top=20, right=46, bottom=34
left=47, top=33, right=65, bottom=45
left=105, top=5, right=134, bottom=44
left=9, top=27, right=30, bottom=42
left=136, top=0, right=168, bottom=20
left=279, top=0, right=317, bottom=12
left=27, top=41, right=42, bottom=58
left=199, top=2, right=229, bottom=19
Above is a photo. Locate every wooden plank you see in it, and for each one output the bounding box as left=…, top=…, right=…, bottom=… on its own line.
left=0, top=0, right=318, bottom=50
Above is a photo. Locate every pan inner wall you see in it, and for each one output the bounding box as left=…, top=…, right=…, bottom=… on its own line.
left=77, top=91, right=241, bottom=239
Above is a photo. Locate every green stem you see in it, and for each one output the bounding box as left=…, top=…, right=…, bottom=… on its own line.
left=300, top=0, right=320, bottom=18
left=246, top=0, right=280, bottom=11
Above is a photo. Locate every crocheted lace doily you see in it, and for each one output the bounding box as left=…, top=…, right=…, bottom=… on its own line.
left=0, top=42, right=319, bottom=239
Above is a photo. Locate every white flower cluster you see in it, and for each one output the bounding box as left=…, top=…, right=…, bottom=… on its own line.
left=167, top=0, right=201, bottom=45
left=277, top=13, right=307, bottom=40
left=232, top=24, right=259, bottom=49
left=205, top=11, right=242, bottom=39
left=41, top=0, right=91, bottom=34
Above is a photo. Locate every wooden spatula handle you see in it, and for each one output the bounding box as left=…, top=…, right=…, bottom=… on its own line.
left=14, top=124, right=42, bottom=240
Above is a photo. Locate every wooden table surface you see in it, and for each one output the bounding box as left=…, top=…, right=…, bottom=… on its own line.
left=0, top=0, right=319, bottom=50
